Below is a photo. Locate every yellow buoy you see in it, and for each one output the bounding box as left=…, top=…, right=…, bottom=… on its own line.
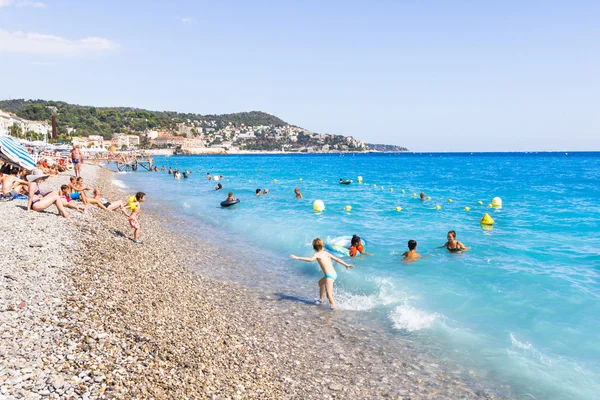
left=448, top=199, right=453, bottom=203
left=273, top=179, right=278, bottom=183
left=345, top=205, right=352, bottom=211
left=478, top=201, right=483, bottom=205
left=313, top=200, right=325, bottom=212
left=380, top=186, right=384, bottom=190
left=480, top=213, right=495, bottom=225
left=373, top=184, right=377, bottom=188
left=488, top=203, right=493, bottom=208
left=492, top=197, right=502, bottom=208
left=426, top=196, right=431, bottom=200
left=299, top=178, right=303, bottom=181
left=395, top=206, right=402, bottom=211
left=464, top=207, right=471, bottom=211
left=357, top=176, right=363, bottom=183
left=401, top=189, right=405, bottom=194
left=390, top=188, right=394, bottom=192
left=412, top=193, right=417, bottom=197
left=435, top=205, right=441, bottom=210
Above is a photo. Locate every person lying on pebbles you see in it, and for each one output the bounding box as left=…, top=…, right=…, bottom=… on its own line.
left=91, top=188, right=125, bottom=211
left=26, top=169, right=72, bottom=218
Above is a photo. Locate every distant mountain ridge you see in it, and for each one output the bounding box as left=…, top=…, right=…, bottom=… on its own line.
left=0, top=99, right=288, bottom=137
left=366, top=143, right=409, bottom=152
left=0, top=99, right=406, bottom=152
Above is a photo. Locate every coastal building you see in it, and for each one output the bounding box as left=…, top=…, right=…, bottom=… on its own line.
left=176, top=122, right=194, bottom=137
left=152, top=135, right=185, bottom=148
left=72, top=137, right=90, bottom=147
left=145, top=130, right=159, bottom=140
left=24, top=121, right=50, bottom=139
left=0, top=110, right=26, bottom=136
left=182, top=138, right=205, bottom=148
left=87, top=135, right=104, bottom=148
left=124, top=135, right=140, bottom=147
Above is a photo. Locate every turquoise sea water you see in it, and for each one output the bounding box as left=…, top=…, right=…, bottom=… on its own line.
left=109, top=153, right=600, bottom=399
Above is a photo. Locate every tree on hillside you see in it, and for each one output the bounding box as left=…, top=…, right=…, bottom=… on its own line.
left=9, top=123, right=23, bottom=138
left=17, top=104, right=52, bottom=121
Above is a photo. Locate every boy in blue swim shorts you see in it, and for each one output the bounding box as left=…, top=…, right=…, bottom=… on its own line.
left=290, top=238, right=354, bottom=309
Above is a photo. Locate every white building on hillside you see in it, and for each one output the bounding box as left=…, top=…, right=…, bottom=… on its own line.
left=0, top=110, right=25, bottom=136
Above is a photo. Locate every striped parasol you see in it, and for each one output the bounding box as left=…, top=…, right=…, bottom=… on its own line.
left=0, top=135, right=36, bottom=171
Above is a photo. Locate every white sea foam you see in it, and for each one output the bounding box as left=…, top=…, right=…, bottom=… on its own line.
left=336, top=278, right=403, bottom=311
left=389, top=304, right=439, bottom=332
left=112, top=179, right=127, bottom=189
left=508, top=333, right=554, bottom=367
left=183, top=202, right=191, bottom=208
left=509, top=332, right=532, bottom=350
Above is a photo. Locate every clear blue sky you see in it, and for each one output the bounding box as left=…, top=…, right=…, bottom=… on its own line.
left=1, top=0, right=598, bottom=151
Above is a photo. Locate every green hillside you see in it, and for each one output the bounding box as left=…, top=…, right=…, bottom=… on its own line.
left=0, top=99, right=288, bottom=139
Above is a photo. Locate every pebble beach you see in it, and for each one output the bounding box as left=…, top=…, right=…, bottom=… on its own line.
left=0, top=163, right=510, bottom=399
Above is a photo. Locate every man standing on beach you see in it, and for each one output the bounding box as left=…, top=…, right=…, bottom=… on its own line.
left=71, top=145, right=82, bottom=177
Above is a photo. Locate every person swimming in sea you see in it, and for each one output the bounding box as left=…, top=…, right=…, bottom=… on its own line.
left=294, top=187, right=302, bottom=198
left=349, top=234, right=372, bottom=257
left=215, top=183, right=223, bottom=191
left=402, top=240, right=422, bottom=262
left=438, top=230, right=468, bottom=253
left=226, top=192, right=236, bottom=202
left=420, top=192, right=425, bottom=201
left=206, top=173, right=212, bottom=180
left=255, top=188, right=261, bottom=197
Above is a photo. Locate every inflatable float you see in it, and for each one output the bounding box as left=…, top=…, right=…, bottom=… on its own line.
left=325, top=236, right=367, bottom=257
left=220, top=199, right=240, bottom=208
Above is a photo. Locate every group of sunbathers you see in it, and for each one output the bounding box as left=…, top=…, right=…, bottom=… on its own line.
left=55, top=176, right=125, bottom=214
left=0, top=166, right=29, bottom=200
left=36, top=158, right=68, bottom=175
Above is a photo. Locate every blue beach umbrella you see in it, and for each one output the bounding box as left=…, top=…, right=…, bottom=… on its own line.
left=0, top=136, right=36, bottom=170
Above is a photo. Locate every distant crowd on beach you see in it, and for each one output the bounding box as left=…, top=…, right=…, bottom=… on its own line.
left=0, top=144, right=147, bottom=244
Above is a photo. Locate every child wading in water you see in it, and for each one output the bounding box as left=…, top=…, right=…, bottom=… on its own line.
left=125, top=192, right=146, bottom=244
left=290, top=238, right=354, bottom=309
